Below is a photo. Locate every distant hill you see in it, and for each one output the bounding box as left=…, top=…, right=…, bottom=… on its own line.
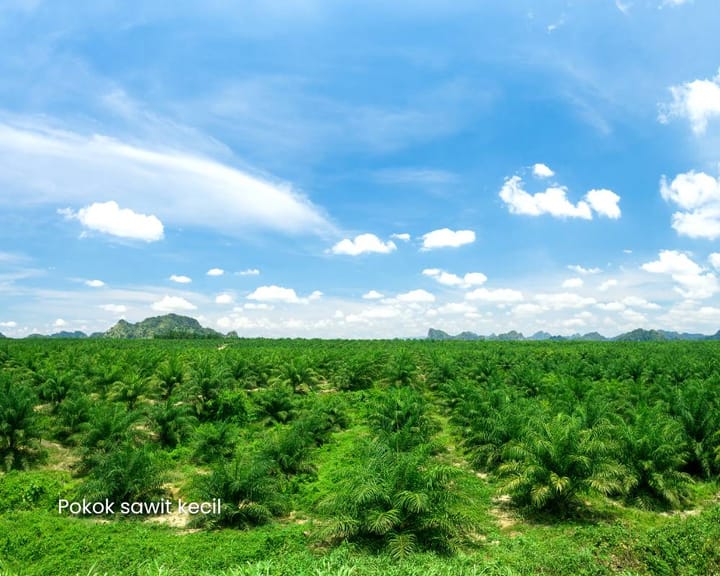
left=104, top=314, right=222, bottom=339
left=51, top=330, right=88, bottom=339
left=0, top=332, right=5, bottom=339
left=428, top=327, right=720, bottom=342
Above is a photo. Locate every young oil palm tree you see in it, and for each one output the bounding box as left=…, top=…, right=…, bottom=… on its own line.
left=0, top=372, right=43, bottom=470
left=499, top=412, right=625, bottom=515
left=321, top=439, right=464, bottom=558
left=618, top=405, right=693, bottom=510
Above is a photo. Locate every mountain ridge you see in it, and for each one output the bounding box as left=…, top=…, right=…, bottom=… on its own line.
left=427, top=327, right=720, bottom=342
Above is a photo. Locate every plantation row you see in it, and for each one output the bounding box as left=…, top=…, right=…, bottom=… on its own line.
left=1, top=339, right=720, bottom=564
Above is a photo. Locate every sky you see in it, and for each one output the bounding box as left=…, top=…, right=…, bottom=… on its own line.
left=2, top=0, right=720, bottom=338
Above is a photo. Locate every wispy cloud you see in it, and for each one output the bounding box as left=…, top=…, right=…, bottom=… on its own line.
left=0, top=120, right=333, bottom=237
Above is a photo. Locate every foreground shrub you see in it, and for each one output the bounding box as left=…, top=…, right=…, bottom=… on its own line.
left=0, top=371, right=44, bottom=470
left=321, top=439, right=465, bottom=558
left=618, top=406, right=693, bottom=509
left=499, top=413, right=625, bottom=515
left=79, top=444, right=167, bottom=504
left=193, top=453, right=287, bottom=529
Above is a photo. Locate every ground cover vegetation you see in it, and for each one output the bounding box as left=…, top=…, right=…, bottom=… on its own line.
left=0, top=338, right=719, bottom=574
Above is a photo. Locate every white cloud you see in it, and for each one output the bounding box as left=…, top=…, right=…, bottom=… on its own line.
left=568, top=265, right=601, bottom=275
left=0, top=122, right=332, bottom=236
left=422, top=268, right=487, bottom=288
left=54, top=318, right=66, bottom=327
left=562, top=277, right=584, bottom=289
left=465, top=287, right=524, bottom=303
left=642, top=250, right=719, bottom=299
left=660, top=171, right=720, bottom=239
left=247, top=285, right=301, bottom=303
left=99, top=304, right=127, bottom=314
left=421, top=228, right=475, bottom=250
left=532, top=163, right=555, bottom=178
left=597, top=302, right=625, bottom=312
left=0, top=321, right=17, bottom=328
left=709, top=253, right=720, bottom=269
left=207, top=268, right=224, bottom=276
left=243, top=303, right=273, bottom=310
left=500, top=176, right=620, bottom=220
left=390, top=233, right=411, bottom=241
left=659, top=69, right=720, bottom=134
left=151, top=295, right=197, bottom=312
left=598, top=279, right=618, bottom=291
left=622, top=296, right=661, bottom=310
left=512, top=303, right=544, bottom=315
left=215, top=294, right=233, bottom=305
left=641, top=250, right=702, bottom=276
left=585, top=189, right=622, bottom=219
left=534, top=293, right=597, bottom=310
left=396, top=289, right=436, bottom=303
left=362, top=290, right=384, bottom=300
left=500, top=176, right=591, bottom=219
left=308, top=290, right=323, bottom=300
left=85, top=279, right=105, bottom=288
left=436, top=302, right=477, bottom=315
left=238, top=268, right=260, bottom=276
left=330, top=233, right=397, bottom=256
left=60, top=201, right=164, bottom=242
left=346, top=306, right=402, bottom=323
left=169, top=275, right=192, bottom=284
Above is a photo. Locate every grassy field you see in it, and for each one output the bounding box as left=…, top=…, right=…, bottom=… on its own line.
left=1, top=339, right=719, bottom=575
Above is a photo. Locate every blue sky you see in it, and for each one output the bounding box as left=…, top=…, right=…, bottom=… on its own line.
left=2, top=0, right=720, bottom=338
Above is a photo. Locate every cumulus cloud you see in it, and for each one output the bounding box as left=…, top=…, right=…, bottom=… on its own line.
left=532, top=163, right=555, bottom=178
left=85, top=279, right=105, bottom=288
left=60, top=201, right=164, bottom=242
left=534, top=293, right=597, bottom=310
left=0, top=321, right=17, bottom=328
left=422, top=268, right=487, bottom=288
left=215, top=294, right=233, bottom=304
left=465, top=287, right=524, bottom=303
left=597, top=301, right=625, bottom=312
left=330, top=233, right=396, bottom=256
left=362, top=290, right=384, bottom=300
left=659, top=68, right=720, bottom=134
left=99, top=304, right=127, bottom=314
left=207, top=268, right=224, bottom=276
left=710, top=253, right=720, bottom=269
left=390, top=233, right=411, bottom=241
left=499, top=176, right=620, bottom=220
left=151, top=295, right=197, bottom=312
left=642, top=250, right=719, bottom=299
left=169, top=275, right=192, bottom=284
left=308, top=290, right=323, bottom=300
left=396, top=289, right=436, bottom=303
left=660, top=171, right=720, bottom=239
left=247, top=285, right=301, bottom=303
left=622, top=296, right=661, bottom=310
left=562, top=277, right=584, bottom=289
left=421, top=228, right=475, bottom=250
left=243, top=303, right=273, bottom=310
left=0, top=122, right=331, bottom=236
left=586, top=189, right=622, bottom=219
left=568, top=265, right=601, bottom=275
left=238, top=268, right=260, bottom=276
left=346, top=306, right=401, bottom=323
left=642, top=249, right=702, bottom=276
left=436, top=302, right=477, bottom=315
left=598, top=279, right=618, bottom=291
left=54, top=318, right=67, bottom=327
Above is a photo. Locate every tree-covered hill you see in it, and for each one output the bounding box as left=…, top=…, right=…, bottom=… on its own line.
left=104, top=313, right=222, bottom=339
